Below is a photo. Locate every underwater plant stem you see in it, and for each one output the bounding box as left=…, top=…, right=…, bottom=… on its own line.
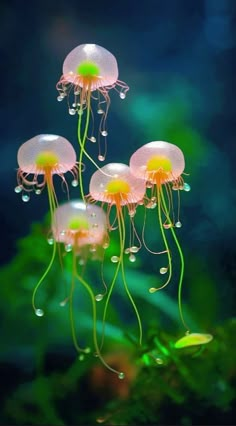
left=117, top=207, right=143, bottom=346
left=74, top=260, right=124, bottom=378
left=160, top=189, right=189, bottom=332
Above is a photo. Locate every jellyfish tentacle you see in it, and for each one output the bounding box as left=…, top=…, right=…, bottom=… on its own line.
left=74, top=257, right=125, bottom=378
left=32, top=182, right=57, bottom=315
left=118, top=206, right=143, bottom=346
left=160, top=189, right=190, bottom=333
left=149, top=185, right=172, bottom=293
left=69, top=252, right=90, bottom=354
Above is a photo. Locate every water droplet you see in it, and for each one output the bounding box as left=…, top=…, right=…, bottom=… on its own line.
left=129, top=254, right=136, bottom=262
left=47, top=237, right=54, bottom=245
left=149, top=287, right=156, bottom=293
left=35, top=308, right=44, bottom=317
left=175, top=221, right=182, bottom=228
left=101, top=130, right=108, bottom=137
left=124, top=248, right=130, bottom=254
left=95, top=294, right=103, bottom=302
left=155, top=357, right=164, bottom=365
left=130, top=246, right=139, bottom=253
left=85, top=347, right=91, bottom=354
left=111, top=255, right=119, bottom=263
left=120, top=93, right=126, bottom=99
left=90, top=136, right=96, bottom=143
left=71, top=179, right=78, bottom=187
left=35, top=189, right=41, bottom=195
left=97, top=108, right=104, bottom=114
left=98, top=155, right=105, bottom=161
left=14, top=185, right=22, bottom=193
left=22, top=194, right=30, bottom=202
left=57, top=95, right=64, bottom=101
left=183, top=183, right=191, bottom=192
left=118, top=372, right=125, bottom=379
left=160, top=267, right=168, bottom=274
left=65, top=244, right=72, bottom=252
left=69, top=108, right=76, bottom=115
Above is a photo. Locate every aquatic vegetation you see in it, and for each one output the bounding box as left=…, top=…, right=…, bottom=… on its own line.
left=56, top=43, right=129, bottom=200
left=174, top=332, right=213, bottom=348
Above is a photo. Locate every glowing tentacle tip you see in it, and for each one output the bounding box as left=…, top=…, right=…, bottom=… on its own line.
left=174, top=333, right=213, bottom=349
left=35, top=308, right=44, bottom=317
left=118, top=372, right=125, bottom=380
left=149, top=287, right=157, bottom=293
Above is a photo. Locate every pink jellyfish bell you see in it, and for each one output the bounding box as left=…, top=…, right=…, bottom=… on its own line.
left=52, top=200, right=107, bottom=256
left=56, top=44, right=129, bottom=200
left=130, top=141, right=190, bottom=332
left=16, top=134, right=78, bottom=205
left=89, top=163, right=146, bottom=347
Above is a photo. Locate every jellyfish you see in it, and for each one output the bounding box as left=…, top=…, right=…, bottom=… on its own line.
left=51, top=200, right=125, bottom=378
left=15, top=134, right=78, bottom=316
left=89, top=163, right=146, bottom=347
left=56, top=43, right=129, bottom=199
left=129, top=141, right=190, bottom=331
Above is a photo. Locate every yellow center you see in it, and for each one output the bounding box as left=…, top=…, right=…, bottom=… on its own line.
left=68, top=216, right=89, bottom=231
left=146, top=155, right=172, bottom=185
left=105, top=179, right=131, bottom=195
left=35, top=151, right=59, bottom=170
left=146, top=155, right=172, bottom=172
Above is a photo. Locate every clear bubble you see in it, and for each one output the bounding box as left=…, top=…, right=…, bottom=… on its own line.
left=130, top=246, right=139, bottom=253
left=72, top=102, right=77, bottom=107
left=90, top=136, right=96, bottom=143
left=183, top=183, right=191, bottom=192
left=111, top=255, right=119, bottom=263
left=101, top=130, right=108, bottom=137
left=35, top=189, right=41, bottom=195
left=65, top=244, right=73, bottom=252
left=129, top=254, right=136, bottom=262
left=69, top=108, right=76, bottom=115
left=97, top=108, right=104, bottom=114
left=95, top=294, right=103, bottom=302
left=118, top=372, right=125, bottom=379
left=175, top=221, right=182, bottom=228
left=57, top=95, right=64, bottom=102
left=120, top=93, right=126, bottom=99
left=47, top=237, right=54, bottom=245
left=35, top=308, right=44, bottom=317
left=14, top=185, right=22, bottom=193
left=22, top=194, right=30, bottom=202
left=71, top=179, right=79, bottom=187
left=160, top=267, right=168, bottom=274
left=98, top=155, right=105, bottom=161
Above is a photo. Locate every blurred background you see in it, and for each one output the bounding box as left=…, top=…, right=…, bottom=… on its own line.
left=0, top=0, right=235, bottom=424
